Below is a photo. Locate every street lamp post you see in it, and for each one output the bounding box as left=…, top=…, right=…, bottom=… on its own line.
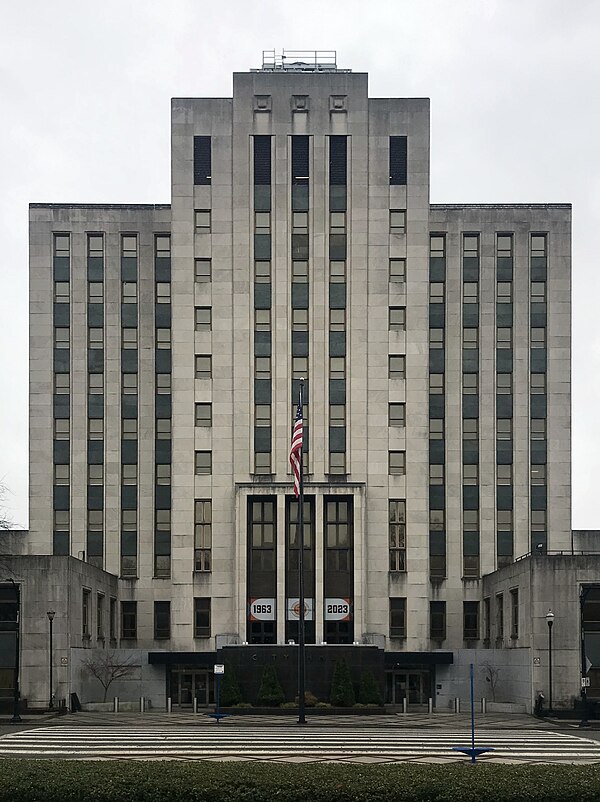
left=47, top=610, right=55, bottom=710
left=580, top=586, right=591, bottom=728
left=546, top=609, right=554, bottom=714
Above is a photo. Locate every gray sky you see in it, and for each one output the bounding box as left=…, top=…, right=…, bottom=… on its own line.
left=1, top=0, right=597, bottom=529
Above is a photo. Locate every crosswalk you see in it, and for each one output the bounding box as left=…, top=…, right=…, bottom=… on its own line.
left=1, top=725, right=600, bottom=763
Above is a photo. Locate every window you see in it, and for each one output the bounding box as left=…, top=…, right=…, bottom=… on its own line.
left=195, top=403, right=212, bottom=427
left=463, top=419, right=478, bottom=440
left=531, top=327, right=546, bottom=348
left=463, top=235, right=479, bottom=257
left=329, top=309, right=345, bottom=331
left=430, top=509, right=445, bottom=531
left=195, top=355, right=212, bottom=379
left=429, top=464, right=444, bottom=485
left=389, top=403, right=405, bottom=427
left=156, top=372, right=171, bottom=394
left=87, top=235, right=104, bottom=258
left=195, top=451, right=212, bottom=475
left=156, top=464, right=171, bottom=486
left=389, top=500, right=406, bottom=572
left=121, top=601, right=137, bottom=639
left=54, top=464, right=69, bottom=486
left=82, top=589, right=91, bottom=637
left=463, top=510, right=479, bottom=532
left=497, top=419, right=512, bottom=440
left=462, top=282, right=478, bottom=305
left=154, top=601, right=170, bottom=639
left=463, top=601, right=479, bottom=640
left=293, top=211, right=308, bottom=234
left=54, top=282, right=70, bottom=303
left=122, top=419, right=137, bottom=439
left=329, top=357, right=345, bottom=379
left=531, top=419, right=546, bottom=440
left=510, top=589, right=519, bottom=638
left=389, top=598, right=407, bottom=638
left=195, top=210, right=211, bottom=230
left=429, top=374, right=444, bottom=395
left=121, top=235, right=137, bottom=257
left=156, top=328, right=171, bottom=349
left=255, top=356, right=271, bottom=379
left=292, top=309, right=308, bottom=331
left=255, top=452, right=272, bottom=474
left=153, top=419, right=170, bottom=441
left=430, top=282, right=445, bottom=302
left=497, top=465, right=513, bottom=485
left=89, top=418, right=105, bottom=440
left=497, top=234, right=513, bottom=258
left=430, top=235, right=445, bottom=258
left=389, top=258, right=406, bottom=282
left=496, top=373, right=512, bottom=395
left=122, top=373, right=137, bottom=395
left=531, top=464, right=546, bottom=486
left=497, top=282, right=512, bottom=303
left=193, top=137, right=211, bottom=185
left=531, top=510, right=546, bottom=532
left=497, top=327, right=512, bottom=349
left=389, top=307, right=406, bottom=331
left=388, top=355, right=405, bottom=379
left=531, top=282, right=546, bottom=303
left=463, top=464, right=479, bottom=485
left=325, top=498, right=352, bottom=571
left=531, top=373, right=546, bottom=394
left=156, top=283, right=171, bottom=304
left=97, top=594, right=104, bottom=639
left=255, top=211, right=271, bottom=231
left=54, top=373, right=71, bottom=395
left=496, top=594, right=504, bottom=639
left=389, top=451, right=406, bottom=475
left=531, top=234, right=547, bottom=258
left=54, top=234, right=70, bottom=257
left=194, top=598, right=211, bottom=638
left=88, top=464, right=103, bottom=486
left=88, top=282, right=104, bottom=303
left=463, top=328, right=478, bottom=349
left=88, top=374, right=103, bottom=394
left=390, top=209, right=406, bottom=233
left=429, top=328, right=444, bottom=349
left=430, top=601, right=446, bottom=640
left=88, top=328, right=103, bottom=349
left=429, top=419, right=444, bottom=439
left=88, top=509, right=103, bottom=531
left=122, top=464, right=137, bottom=486
left=255, top=261, right=272, bottom=283
left=483, top=598, right=491, bottom=641
left=255, top=309, right=271, bottom=331
left=330, top=404, right=345, bottom=427
left=122, top=282, right=137, bottom=303
left=463, top=373, right=478, bottom=395
left=194, top=308, right=211, bottom=330
left=54, top=327, right=70, bottom=349
left=109, top=598, right=117, bottom=641
left=497, top=510, right=513, bottom=531
left=389, top=135, right=407, bottom=185
left=329, top=452, right=346, bottom=475
left=330, top=211, right=346, bottom=234
left=194, top=499, right=212, bottom=572
left=122, top=328, right=137, bottom=349
left=330, top=261, right=346, bottom=283
left=54, top=419, right=70, bottom=440
left=54, top=510, right=69, bottom=531
left=155, top=235, right=171, bottom=258
left=255, top=404, right=271, bottom=427
left=195, top=259, right=211, bottom=282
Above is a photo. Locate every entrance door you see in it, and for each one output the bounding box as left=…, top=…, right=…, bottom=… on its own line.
left=386, top=670, right=432, bottom=706
left=170, top=668, right=213, bottom=707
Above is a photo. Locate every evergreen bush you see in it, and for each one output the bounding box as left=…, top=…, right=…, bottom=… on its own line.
left=329, top=658, right=356, bottom=706
left=256, top=665, right=285, bottom=707
left=358, top=669, right=383, bottom=705
left=219, top=662, right=242, bottom=707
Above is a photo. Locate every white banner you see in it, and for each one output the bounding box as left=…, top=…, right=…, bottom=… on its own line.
left=324, top=598, right=352, bottom=621
left=286, top=598, right=314, bottom=621
left=248, top=598, right=276, bottom=621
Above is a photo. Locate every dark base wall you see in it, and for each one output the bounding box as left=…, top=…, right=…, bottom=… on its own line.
left=219, top=645, right=384, bottom=705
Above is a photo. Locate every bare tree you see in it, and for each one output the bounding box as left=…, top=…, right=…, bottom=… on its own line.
left=481, top=660, right=501, bottom=702
left=82, top=651, right=137, bottom=702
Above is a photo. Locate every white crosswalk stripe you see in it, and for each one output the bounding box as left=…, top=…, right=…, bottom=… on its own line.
left=1, top=725, right=600, bottom=763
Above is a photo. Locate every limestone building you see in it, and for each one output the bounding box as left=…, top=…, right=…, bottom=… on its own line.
left=23, top=51, right=572, bottom=709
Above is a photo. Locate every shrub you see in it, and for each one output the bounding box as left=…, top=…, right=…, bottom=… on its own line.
left=281, top=701, right=297, bottom=709
left=359, top=669, right=383, bottom=705
left=329, top=658, right=355, bottom=706
left=294, top=690, right=319, bottom=707
left=219, top=662, right=243, bottom=707
left=256, top=665, right=285, bottom=707
left=232, top=702, right=252, bottom=708
left=315, top=701, right=332, bottom=709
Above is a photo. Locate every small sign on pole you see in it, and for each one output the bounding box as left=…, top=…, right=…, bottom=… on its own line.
left=214, top=664, right=225, bottom=675
left=582, top=677, right=591, bottom=688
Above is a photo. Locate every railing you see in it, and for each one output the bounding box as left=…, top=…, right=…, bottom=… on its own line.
left=259, top=50, right=344, bottom=72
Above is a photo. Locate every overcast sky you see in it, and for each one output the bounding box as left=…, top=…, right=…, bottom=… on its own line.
left=1, top=0, right=598, bottom=530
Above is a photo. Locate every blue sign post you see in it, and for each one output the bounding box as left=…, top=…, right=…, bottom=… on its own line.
left=206, top=664, right=228, bottom=723
left=452, top=663, right=494, bottom=763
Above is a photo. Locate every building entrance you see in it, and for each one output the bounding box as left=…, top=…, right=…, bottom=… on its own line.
left=169, top=667, right=213, bottom=707
left=386, top=670, right=432, bottom=706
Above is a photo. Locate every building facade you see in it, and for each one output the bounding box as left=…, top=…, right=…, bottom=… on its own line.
left=23, top=53, right=572, bottom=710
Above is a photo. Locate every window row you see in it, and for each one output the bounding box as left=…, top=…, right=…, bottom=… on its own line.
left=429, top=233, right=547, bottom=259
left=54, top=234, right=171, bottom=259
left=389, top=599, right=482, bottom=641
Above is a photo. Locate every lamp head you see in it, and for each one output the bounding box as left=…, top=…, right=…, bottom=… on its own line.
left=47, top=610, right=55, bottom=622
left=545, top=609, right=555, bottom=626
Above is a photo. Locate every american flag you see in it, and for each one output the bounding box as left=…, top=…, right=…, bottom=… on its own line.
left=289, top=400, right=304, bottom=497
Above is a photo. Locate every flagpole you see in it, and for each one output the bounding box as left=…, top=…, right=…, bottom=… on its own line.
left=297, top=379, right=306, bottom=725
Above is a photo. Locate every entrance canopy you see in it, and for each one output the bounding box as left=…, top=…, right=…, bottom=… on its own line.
left=384, top=652, right=453, bottom=668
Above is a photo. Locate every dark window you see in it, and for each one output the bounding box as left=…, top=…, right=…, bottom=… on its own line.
left=194, top=597, right=211, bottom=638
left=82, top=589, right=91, bottom=637
left=463, top=601, right=479, bottom=640
left=329, top=135, right=347, bottom=185
left=389, top=136, right=407, bottom=185
left=389, top=500, right=406, bottom=572
left=510, top=589, right=519, bottom=638
left=253, top=135, right=271, bottom=185
left=154, top=601, right=170, bottom=639
left=121, top=601, right=137, bottom=639
left=292, top=136, right=309, bottom=185
left=389, top=598, right=407, bottom=637
left=430, top=601, right=446, bottom=640
left=325, top=498, right=352, bottom=572
left=193, top=136, right=211, bottom=185
left=194, top=499, right=212, bottom=572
